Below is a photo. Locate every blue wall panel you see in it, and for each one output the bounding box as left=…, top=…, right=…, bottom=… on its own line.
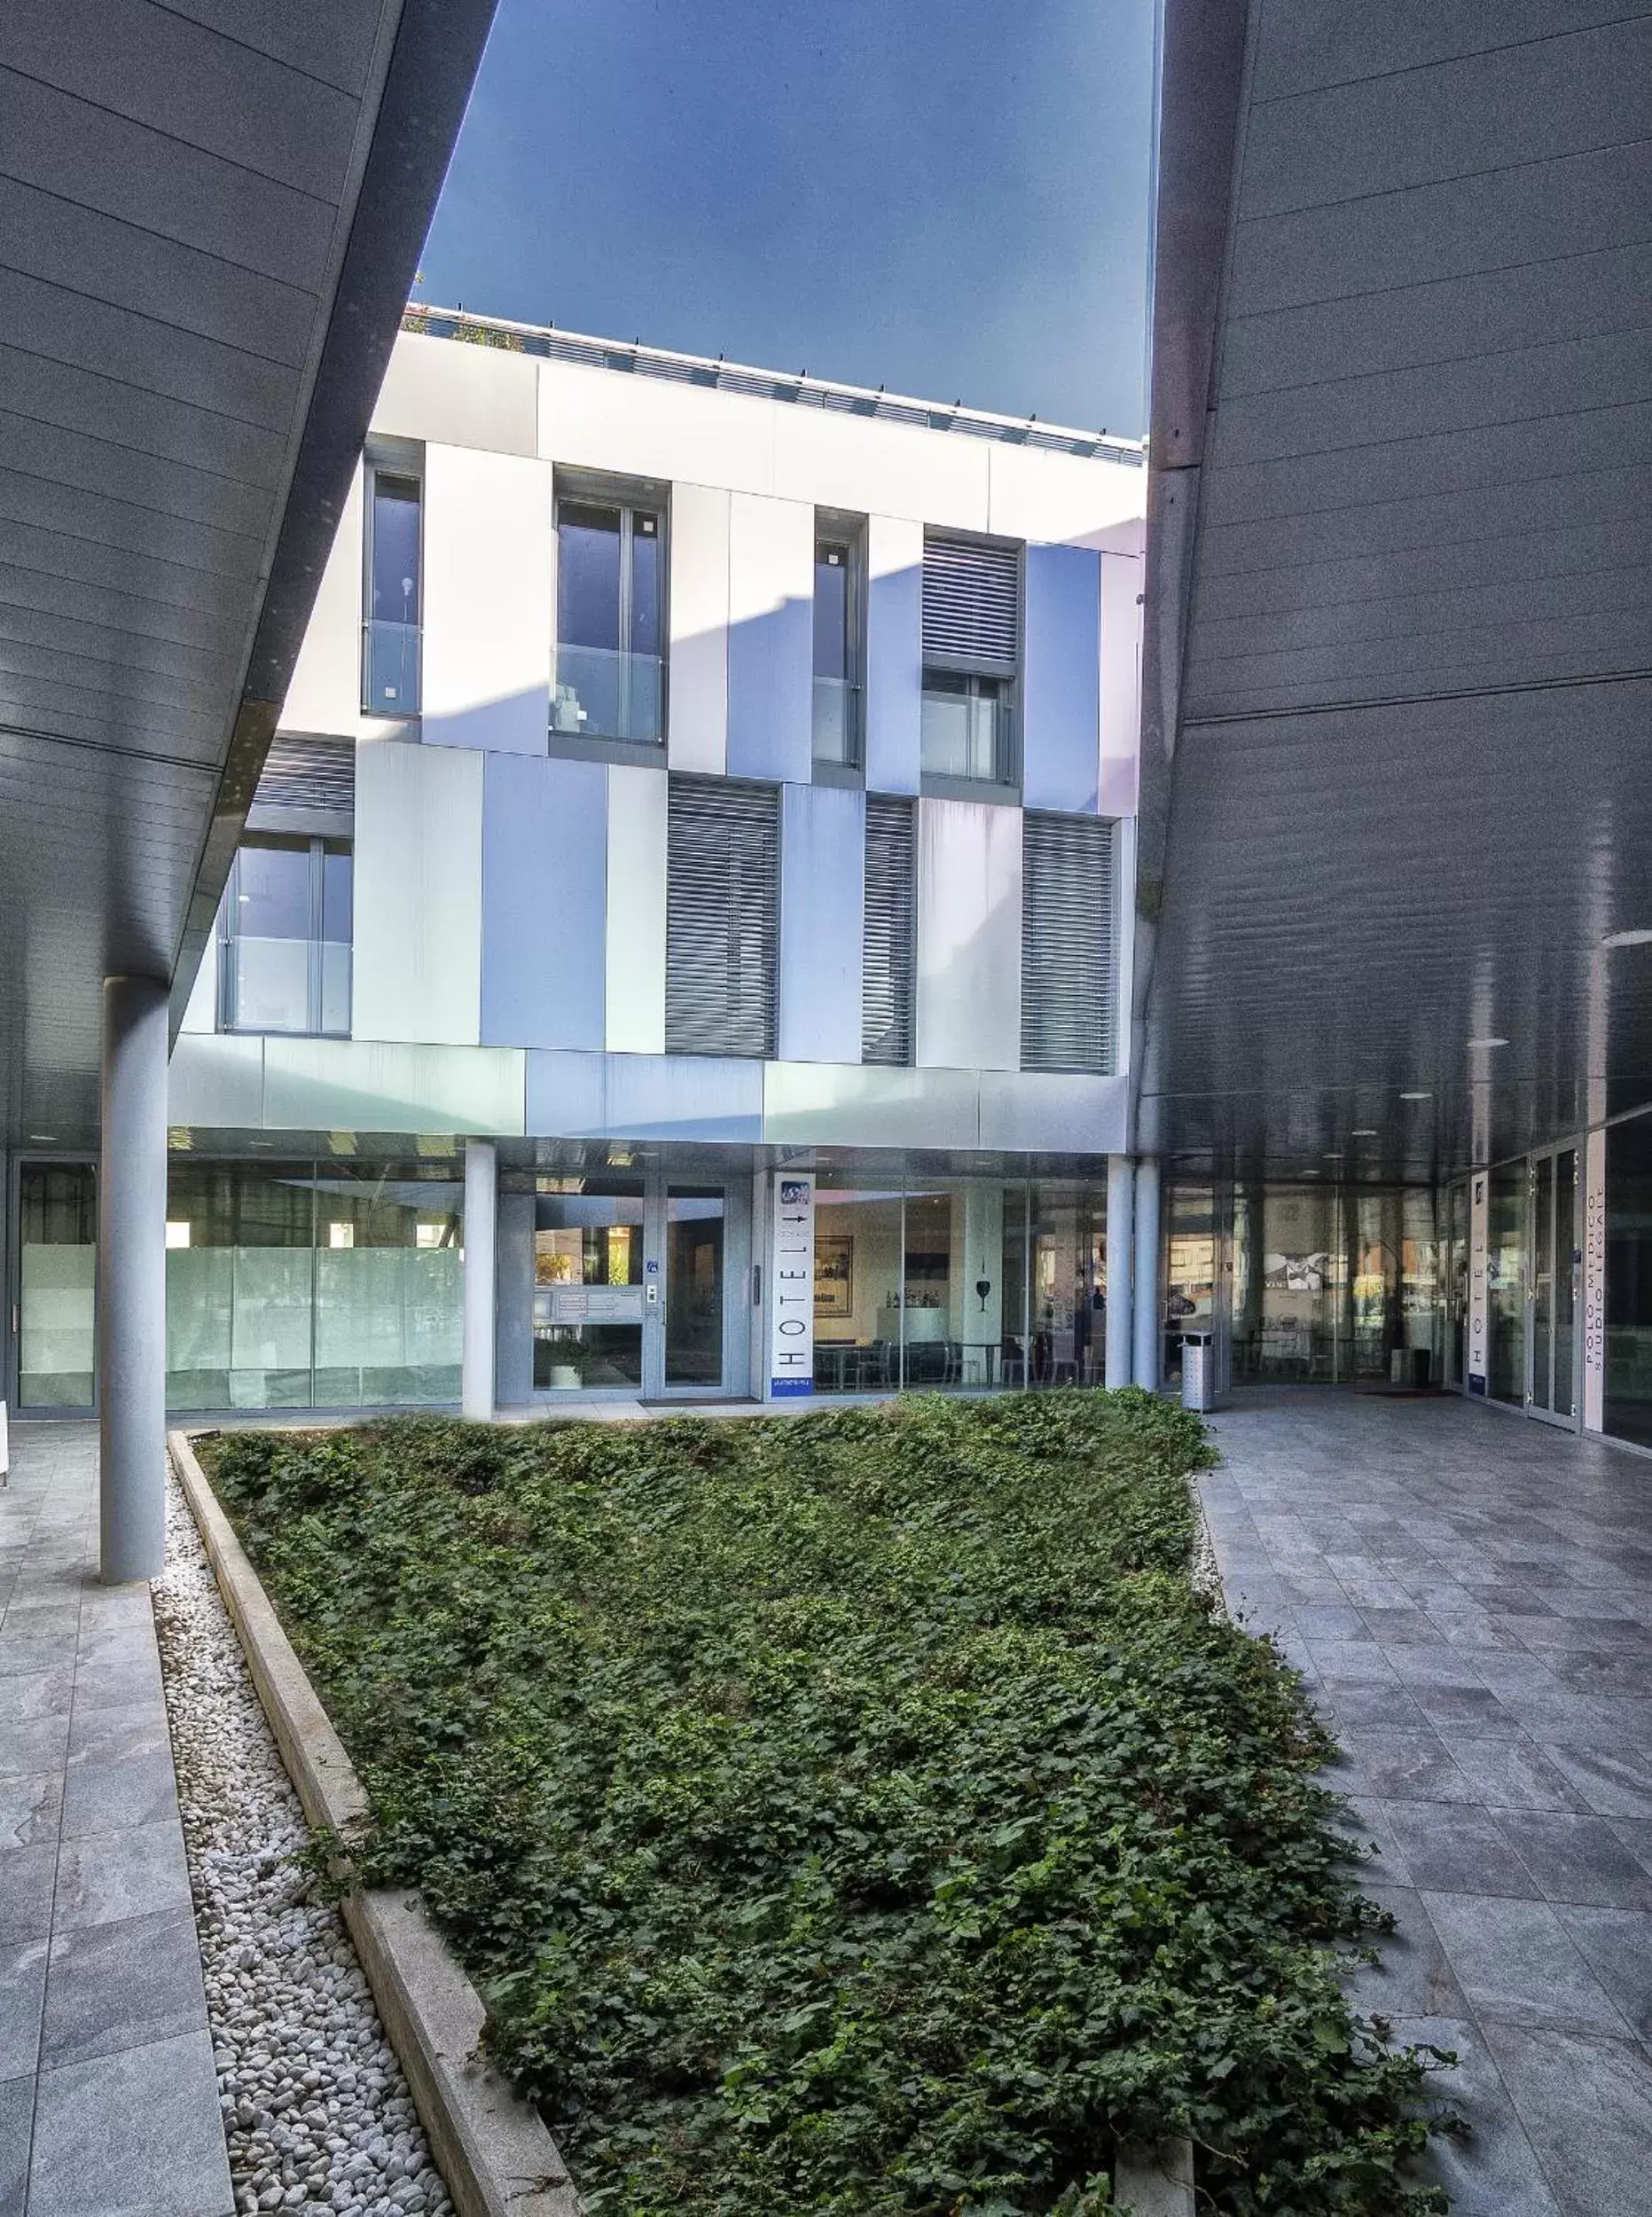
left=726, top=602, right=813, bottom=784
left=865, top=527, right=923, bottom=795
left=778, top=782, right=865, bottom=1063
left=1022, top=544, right=1101, bottom=812
left=526, top=1051, right=763, bottom=1141
left=481, top=754, right=607, bottom=1049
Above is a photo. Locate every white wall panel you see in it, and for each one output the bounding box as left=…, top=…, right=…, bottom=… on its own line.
left=605, top=764, right=668, bottom=1054
left=987, top=444, right=1146, bottom=550
left=668, top=483, right=730, bottom=772
left=179, top=926, right=217, bottom=1035
left=539, top=360, right=778, bottom=493
left=915, top=799, right=1022, bottom=1071
left=865, top=514, right=924, bottom=796
left=279, top=466, right=372, bottom=739
left=373, top=331, right=539, bottom=456
left=774, top=407, right=990, bottom=528
left=352, top=738, right=483, bottom=1046
left=422, top=444, right=554, bottom=754
left=1099, top=551, right=1143, bottom=817
left=726, top=493, right=813, bottom=783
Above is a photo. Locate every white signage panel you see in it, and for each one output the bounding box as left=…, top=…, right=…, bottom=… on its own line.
left=1467, top=1171, right=1489, bottom=1394
left=769, top=1173, right=816, bottom=1398
left=549, top=1285, right=646, bottom=1325
left=1584, top=1127, right=1607, bottom=1432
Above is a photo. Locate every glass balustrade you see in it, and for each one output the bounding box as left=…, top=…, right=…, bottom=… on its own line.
left=362, top=619, right=421, bottom=714
left=227, top=936, right=352, bottom=1036
left=811, top=676, right=862, bottom=767
left=551, top=644, right=663, bottom=746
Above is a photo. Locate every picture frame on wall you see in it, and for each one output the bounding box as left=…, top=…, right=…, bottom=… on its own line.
left=815, top=1234, right=853, bottom=1318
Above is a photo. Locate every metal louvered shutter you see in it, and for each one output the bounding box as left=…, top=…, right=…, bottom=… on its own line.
left=666, top=779, right=779, bottom=1057
left=921, top=533, right=1020, bottom=677
left=1021, top=813, right=1116, bottom=1074
left=862, top=796, right=915, bottom=1065
left=253, top=735, right=356, bottom=815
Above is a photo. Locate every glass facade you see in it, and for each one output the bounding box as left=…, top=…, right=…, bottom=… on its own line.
left=920, top=673, right=1010, bottom=783
left=810, top=1178, right=1108, bottom=1394
left=363, top=470, right=421, bottom=713
left=221, top=840, right=352, bottom=1037
left=1606, top=1114, right=1652, bottom=1448
left=19, top=1163, right=97, bottom=1409
left=811, top=528, right=864, bottom=768
left=164, top=1161, right=462, bottom=1410
left=532, top=1179, right=646, bottom=1391
left=552, top=497, right=664, bottom=745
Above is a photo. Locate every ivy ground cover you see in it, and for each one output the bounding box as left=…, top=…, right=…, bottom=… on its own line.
left=204, top=1391, right=1446, bottom=2216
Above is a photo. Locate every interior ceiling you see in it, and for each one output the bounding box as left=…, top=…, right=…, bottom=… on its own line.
left=0, top=0, right=494, bottom=1151
left=1139, top=0, right=1652, bottom=1186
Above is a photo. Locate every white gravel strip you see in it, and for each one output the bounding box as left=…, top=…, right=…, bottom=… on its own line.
left=1189, top=1480, right=1227, bottom=1620
left=154, top=1474, right=457, bottom=2217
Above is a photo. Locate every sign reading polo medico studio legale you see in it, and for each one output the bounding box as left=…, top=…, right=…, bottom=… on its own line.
left=769, top=1173, right=816, bottom=1398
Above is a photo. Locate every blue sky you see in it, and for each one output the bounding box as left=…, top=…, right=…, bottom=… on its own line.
left=417, top=0, right=1157, bottom=436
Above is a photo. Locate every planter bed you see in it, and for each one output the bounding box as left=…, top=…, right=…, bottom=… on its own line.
left=200, top=1390, right=1448, bottom=2217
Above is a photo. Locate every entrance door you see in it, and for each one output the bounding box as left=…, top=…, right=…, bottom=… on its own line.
left=661, top=1186, right=727, bottom=1392
left=1444, top=1180, right=1468, bottom=1391
left=14, top=1162, right=98, bottom=1412
left=1528, top=1145, right=1581, bottom=1428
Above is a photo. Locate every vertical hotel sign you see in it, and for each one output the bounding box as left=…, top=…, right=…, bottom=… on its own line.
left=770, top=1174, right=816, bottom=1398
left=1467, top=1171, right=1489, bottom=1395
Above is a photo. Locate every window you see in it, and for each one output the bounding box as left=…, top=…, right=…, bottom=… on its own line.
left=665, top=778, right=779, bottom=1056
left=552, top=493, right=664, bottom=745
left=812, top=514, right=865, bottom=769
left=220, top=838, right=352, bottom=1037
left=920, top=531, right=1020, bottom=785
left=1021, top=812, right=1115, bottom=1073
left=862, top=795, right=915, bottom=1064
left=362, top=465, right=421, bottom=714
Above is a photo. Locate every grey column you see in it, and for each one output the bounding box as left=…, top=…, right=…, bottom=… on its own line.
left=1105, top=1155, right=1135, bottom=1389
left=461, top=1139, right=497, bottom=1421
left=1132, top=1157, right=1161, bottom=1392
left=99, top=975, right=168, bottom=1583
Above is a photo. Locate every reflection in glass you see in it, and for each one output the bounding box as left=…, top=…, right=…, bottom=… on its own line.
left=223, top=841, right=352, bottom=1038
left=811, top=678, right=861, bottom=766
left=1553, top=1150, right=1578, bottom=1418
left=666, top=1187, right=724, bottom=1387
left=19, top=1163, right=96, bottom=1408
left=899, top=1188, right=953, bottom=1387
left=364, top=472, right=421, bottom=713
left=533, top=1180, right=646, bottom=1390
left=552, top=500, right=664, bottom=744
left=1488, top=1164, right=1527, bottom=1405
left=920, top=674, right=1007, bottom=782
left=812, top=536, right=863, bottom=767
left=1029, top=1185, right=1106, bottom=1387
left=1607, top=1116, right=1652, bottom=1446
left=810, top=1187, right=904, bottom=1393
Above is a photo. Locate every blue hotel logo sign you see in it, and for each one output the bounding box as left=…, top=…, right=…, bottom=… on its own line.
left=770, top=1173, right=816, bottom=1398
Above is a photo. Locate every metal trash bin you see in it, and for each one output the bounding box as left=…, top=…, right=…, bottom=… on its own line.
left=1180, top=1330, right=1216, bottom=1413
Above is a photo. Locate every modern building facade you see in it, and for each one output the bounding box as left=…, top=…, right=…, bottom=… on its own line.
left=5, top=311, right=1150, bottom=1419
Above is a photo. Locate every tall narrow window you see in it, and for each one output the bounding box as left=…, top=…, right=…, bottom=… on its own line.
left=552, top=493, right=665, bottom=746
left=363, top=466, right=421, bottom=713
left=665, top=779, right=779, bottom=1057
left=920, top=532, right=1020, bottom=784
left=221, top=838, right=353, bottom=1038
left=812, top=515, right=865, bottom=769
left=862, top=796, right=915, bottom=1065
left=1021, top=812, right=1116, bottom=1073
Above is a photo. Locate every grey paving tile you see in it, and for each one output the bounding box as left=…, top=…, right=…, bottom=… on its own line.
left=1554, top=1908, right=1652, bottom=2043
left=0, top=1716, right=68, bottom=1783
left=1317, top=1676, right=1429, bottom=1728
left=1327, top=1793, right=1413, bottom=1883
left=1409, top=1681, right=1527, bottom=1735
left=1303, top=1637, right=1401, bottom=1683
left=1338, top=1727, right=1480, bottom=1803
left=0, top=1639, right=74, bottom=1680
left=1384, top=1799, right=1542, bottom=1899
left=1343, top=1884, right=1465, bottom=2018
left=0, top=1773, right=60, bottom=1852
left=0, top=1670, right=73, bottom=1724
left=65, top=1698, right=169, bottom=1765
left=60, top=1747, right=180, bottom=1841
left=42, top=1906, right=207, bottom=2070
left=27, top=2027, right=232, bottom=2217
left=52, top=1820, right=191, bottom=1932
left=0, top=2073, right=29, bottom=2216
left=1491, top=1813, right=1652, bottom=1911
left=1423, top=1892, right=1632, bottom=2036
left=1360, top=1604, right=1445, bottom=1644
left=0, top=1937, right=46, bottom=2082
left=1477, top=2021, right=1652, bottom=2217
left=0, top=1845, right=57, bottom=1945
left=1440, top=1735, right=1593, bottom=1814
left=1538, top=1741, right=1652, bottom=1819
left=1390, top=2012, right=1562, bottom=2217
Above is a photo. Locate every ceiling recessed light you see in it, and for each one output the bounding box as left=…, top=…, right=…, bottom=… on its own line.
left=28, top=1132, right=54, bottom=1142
left=1324, top=1151, right=1344, bottom=1159
left=1399, top=1091, right=1432, bottom=1101
left=1351, top=1128, right=1378, bottom=1138
left=1302, top=1168, right=1321, bottom=1178
left=1468, top=1036, right=1508, bottom=1049
left=1602, top=928, right=1652, bottom=949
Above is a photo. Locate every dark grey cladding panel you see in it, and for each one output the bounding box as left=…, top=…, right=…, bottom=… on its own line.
left=1220, top=240, right=1652, bottom=402
left=1227, top=139, right=1652, bottom=318
left=1237, top=16, right=1652, bottom=219
left=0, top=341, right=289, bottom=489
left=1194, top=511, right=1652, bottom=625
left=0, top=403, right=276, bottom=540
left=151, top=0, right=384, bottom=95
left=0, top=68, right=339, bottom=290
left=0, top=599, right=240, bottom=695
left=1249, top=0, right=1642, bottom=102
left=0, top=174, right=316, bottom=368
left=0, top=537, right=256, bottom=645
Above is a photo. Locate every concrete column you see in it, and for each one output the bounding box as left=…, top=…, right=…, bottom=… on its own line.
left=1132, top=1157, right=1162, bottom=1392
left=1105, top=1156, right=1135, bottom=1389
left=99, top=975, right=168, bottom=1583
left=461, top=1139, right=497, bottom=1421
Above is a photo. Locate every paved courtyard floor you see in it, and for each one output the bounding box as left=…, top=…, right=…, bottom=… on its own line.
left=1203, top=1388, right=1652, bottom=2217
left=0, top=1422, right=230, bottom=2217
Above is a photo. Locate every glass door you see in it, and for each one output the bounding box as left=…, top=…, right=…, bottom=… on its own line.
left=662, top=1186, right=726, bottom=1391
left=1528, top=1145, right=1581, bottom=1429
left=15, top=1163, right=98, bottom=1412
